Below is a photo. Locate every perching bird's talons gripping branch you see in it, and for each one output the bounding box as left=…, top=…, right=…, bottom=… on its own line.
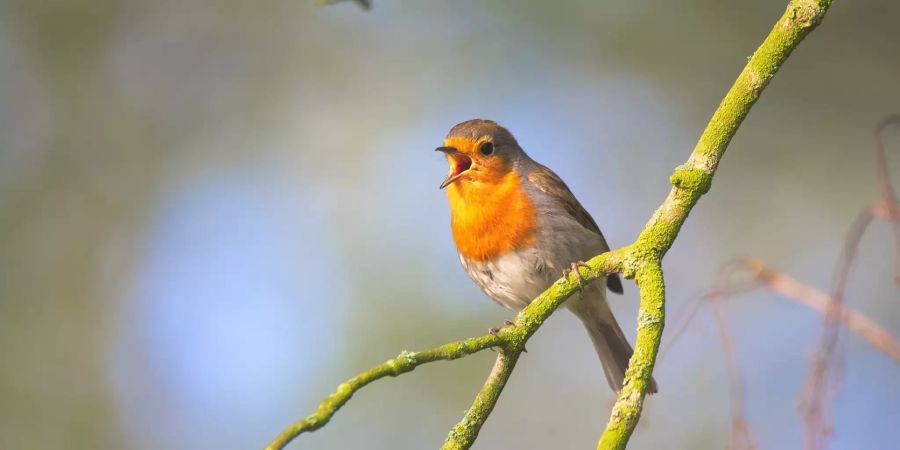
left=266, top=1, right=834, bottom=449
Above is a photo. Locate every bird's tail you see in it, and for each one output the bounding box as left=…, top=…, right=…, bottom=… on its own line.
left=570, top=291, right=659, bottom=394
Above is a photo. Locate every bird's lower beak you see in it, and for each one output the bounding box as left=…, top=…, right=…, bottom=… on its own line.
left=436, top=146, right=472, bottom=189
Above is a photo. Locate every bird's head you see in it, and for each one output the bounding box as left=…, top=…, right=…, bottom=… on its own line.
left=436, top=119, right=523, bottom=190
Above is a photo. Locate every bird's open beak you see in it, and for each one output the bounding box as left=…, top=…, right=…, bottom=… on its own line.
left=436, top=146, right=472, bottom=189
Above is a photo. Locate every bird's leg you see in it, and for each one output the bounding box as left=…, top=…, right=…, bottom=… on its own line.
left=488, top=320, right=526, bottom=352
left=564, top=261, right=591, bottom=292
left=488, top=320, right=517, bottom=335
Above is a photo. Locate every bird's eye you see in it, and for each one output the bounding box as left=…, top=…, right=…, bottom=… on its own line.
left=479, top=141, right=494, bottom=156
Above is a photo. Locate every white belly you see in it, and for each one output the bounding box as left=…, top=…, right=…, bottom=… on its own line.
left=460, top=247, right=560, bottom=311
left=459, top=220, right=609, bottom=311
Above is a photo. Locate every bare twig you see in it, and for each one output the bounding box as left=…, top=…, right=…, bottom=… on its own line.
left=664, top=247, right=900, bottom=450
left=741, top=259, right=900, bottom=361
left=801, top=116, right=900, bottom=450
left=873, top=116, right=900, bottom=281
left=709, top=264, right=758, bottom=450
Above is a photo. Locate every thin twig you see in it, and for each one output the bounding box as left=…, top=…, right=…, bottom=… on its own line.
left=741, top=258, right=900, bottom=361
left=804, top=208, right=868, bottom=449
left=264, top=334, right=502, bottom=450
left=662, top=251, right=900, bottom=450
left=710, top=264, right=757, bottom=450
left=873, top=116, right=900, bottom=281
left=655, top=114, right=900, bottom=450
left=801, top=116, right=900, bottom=450
left=661, top=278, right=758, bottom=362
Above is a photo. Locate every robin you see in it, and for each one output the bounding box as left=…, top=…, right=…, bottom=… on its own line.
left=436, top=119, right=657, bottom=393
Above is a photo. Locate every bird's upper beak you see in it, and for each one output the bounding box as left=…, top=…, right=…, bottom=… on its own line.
left=436, top=146, right=472, bottom=189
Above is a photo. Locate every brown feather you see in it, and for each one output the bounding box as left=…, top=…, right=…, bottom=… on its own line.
left=527, top=165, right=624, bottom=294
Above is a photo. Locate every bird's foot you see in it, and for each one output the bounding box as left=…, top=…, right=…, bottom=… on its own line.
left=488, top=321, right=526, bottom=352
left=488, top=320, right=517, bottom=335
left=564, top=261, right=591, bottom=291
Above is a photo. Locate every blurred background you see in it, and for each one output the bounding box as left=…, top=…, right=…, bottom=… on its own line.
left=1, top=0, right=898, bottom=449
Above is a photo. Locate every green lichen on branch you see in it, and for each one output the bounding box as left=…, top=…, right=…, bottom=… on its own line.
left=688, top=0, right=832, bottom=175
left=596, top=1, right=833, bottom=449
left=269, top=1, right=835, bottom=449
left=265, top=251, right=623, bottom=450
left=442, top=350, right=521, bottom=450
left=264, top=334, right=502, bottom=450
left=436, top=250, right=626, bottom=450
left=597, top=263, right=665, bottom=449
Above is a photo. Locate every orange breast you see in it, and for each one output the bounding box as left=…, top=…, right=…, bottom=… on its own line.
left=447, top=171, right=538, bottom=262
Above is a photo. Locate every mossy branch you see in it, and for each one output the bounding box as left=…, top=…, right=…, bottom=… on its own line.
left=264, top=334, right=502, bottom=450
left=268, top=0, right=834, bottom=449
left=597, top=1, right=833, bottom=448
left=442, top=350, right=520, bottom=450
left=266, top=251, right=625, bottom=450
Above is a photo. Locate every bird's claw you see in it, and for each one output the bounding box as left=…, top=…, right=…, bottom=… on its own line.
left=489, top=320, right=516, bottom=336
left=488, top=321, right=526, bottom=352
left=564, top=261, right=591, bottom=291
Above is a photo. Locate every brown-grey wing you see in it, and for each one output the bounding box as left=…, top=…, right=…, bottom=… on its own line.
left=527, top=165, right=624, bottom=295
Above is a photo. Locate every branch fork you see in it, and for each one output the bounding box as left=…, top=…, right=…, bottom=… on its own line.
left=267, top=1, right=835, bottom=449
